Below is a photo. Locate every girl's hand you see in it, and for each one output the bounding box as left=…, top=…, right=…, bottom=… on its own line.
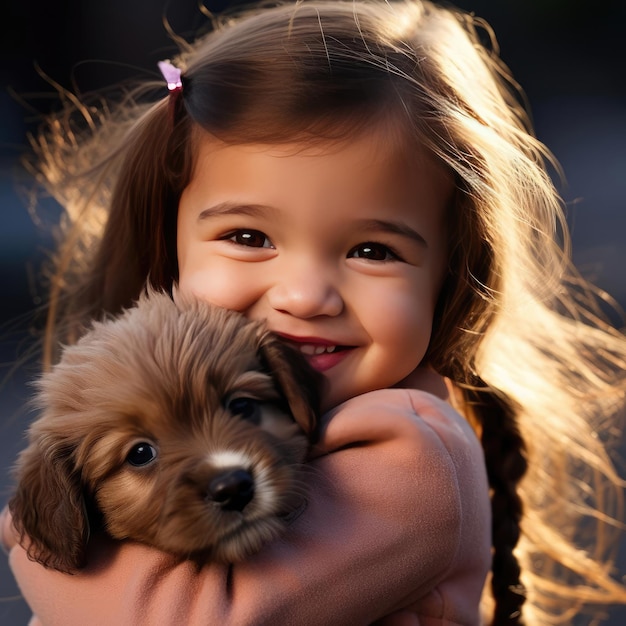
left=1, top=507, right=43, bottom=626
left=1, top=505, right=16, bottom=552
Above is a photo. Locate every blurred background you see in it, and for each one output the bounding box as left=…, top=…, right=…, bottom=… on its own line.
left=1, top=0, right=625, bottom=623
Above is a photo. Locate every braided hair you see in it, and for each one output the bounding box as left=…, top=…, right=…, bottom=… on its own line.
left=467, top=384, right=528, bottom=624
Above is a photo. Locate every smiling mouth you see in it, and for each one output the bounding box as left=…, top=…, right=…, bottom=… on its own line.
left=275, top=335, right=353, bottom=370
left=297, top=344, right=338, bottom=355
left=290, top=343, right=353, bottom=373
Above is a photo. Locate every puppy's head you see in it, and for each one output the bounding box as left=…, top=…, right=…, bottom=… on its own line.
left=10, top=291, right=322, bottom=572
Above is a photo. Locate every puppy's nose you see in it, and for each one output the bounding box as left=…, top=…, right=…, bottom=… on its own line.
left=208, top=469, right=255, bottom=511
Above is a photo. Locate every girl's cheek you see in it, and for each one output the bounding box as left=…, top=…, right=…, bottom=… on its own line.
left=177, top=265, right=259, bottom=313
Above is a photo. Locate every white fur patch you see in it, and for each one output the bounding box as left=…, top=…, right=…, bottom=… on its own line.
left=209, top=450, right=252, bottom=470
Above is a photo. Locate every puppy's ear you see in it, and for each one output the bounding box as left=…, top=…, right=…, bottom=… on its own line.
left=9, top=435, right=89, bottom=573
left=258, top=331, right=324, bottom=441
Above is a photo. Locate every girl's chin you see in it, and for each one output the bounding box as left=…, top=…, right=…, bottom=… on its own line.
left=320, top=387, right=351, bottom=413
left=320, top=382, right=378, bottom=413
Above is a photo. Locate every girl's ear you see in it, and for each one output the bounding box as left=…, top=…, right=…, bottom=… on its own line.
left=257, top=330, right=324, bottom=441
left=9, top=434, right=90, bottom=573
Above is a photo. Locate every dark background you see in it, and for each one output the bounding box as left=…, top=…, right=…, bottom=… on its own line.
left=1, top=1, right=625, bottom=623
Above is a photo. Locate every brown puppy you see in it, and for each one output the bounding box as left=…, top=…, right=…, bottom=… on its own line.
left=9, top=290, right=321, bottom=573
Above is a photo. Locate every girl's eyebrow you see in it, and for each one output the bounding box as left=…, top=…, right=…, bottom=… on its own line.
left=197, top=202, right=277, bottom=221
left=197, top=203, right=427, bottom=246
left=357, top=218, right=428, bottom=248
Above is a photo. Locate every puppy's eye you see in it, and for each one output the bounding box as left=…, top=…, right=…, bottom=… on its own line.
left=227, top=397, right=261, bottom=424
left=126, top=443, right=157, bottom=467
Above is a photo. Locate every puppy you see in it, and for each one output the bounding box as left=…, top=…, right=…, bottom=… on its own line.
left=9, top=290, right=321, bottom=573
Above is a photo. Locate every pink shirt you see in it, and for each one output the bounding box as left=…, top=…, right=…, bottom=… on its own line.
left=1, top=388, right=491, bottom=625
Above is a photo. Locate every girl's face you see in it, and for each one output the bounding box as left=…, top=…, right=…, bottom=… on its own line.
left=177, top=131, right=452, bottom=410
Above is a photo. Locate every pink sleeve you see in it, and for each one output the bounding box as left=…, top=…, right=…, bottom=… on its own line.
left=2, top=389, right=490, bottom=626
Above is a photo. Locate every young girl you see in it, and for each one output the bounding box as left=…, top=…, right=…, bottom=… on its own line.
left=2, top=0, right=626, bottom=623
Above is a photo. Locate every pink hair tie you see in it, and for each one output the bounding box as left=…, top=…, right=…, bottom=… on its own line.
left=157, top=60, right=184, bottom=125
left=158, top=60, right=183, bottom=92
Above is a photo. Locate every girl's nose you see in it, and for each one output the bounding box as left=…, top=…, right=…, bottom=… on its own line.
left=267, top=264, right=344, bottom=319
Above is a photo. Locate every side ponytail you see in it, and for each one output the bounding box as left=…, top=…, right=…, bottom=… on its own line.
left=41, top=96, right=196, bottom=363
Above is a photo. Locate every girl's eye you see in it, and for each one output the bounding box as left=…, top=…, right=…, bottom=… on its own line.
left=348, top=242, right=400, bottom=262
left=227, top=397, right=262, bottom=425
left=126, top=442, right=157, bottom=467
left=223, top=229, right=273, bottom=248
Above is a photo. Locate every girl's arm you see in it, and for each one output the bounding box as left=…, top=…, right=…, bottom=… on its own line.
left=1, top=388, right=490, bottom=626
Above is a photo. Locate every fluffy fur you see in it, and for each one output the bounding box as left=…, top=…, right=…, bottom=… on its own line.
left=10, top=291, right=321, bottom=573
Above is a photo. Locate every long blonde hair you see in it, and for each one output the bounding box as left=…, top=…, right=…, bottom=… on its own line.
left=23, top=1, right=626, bottom=623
